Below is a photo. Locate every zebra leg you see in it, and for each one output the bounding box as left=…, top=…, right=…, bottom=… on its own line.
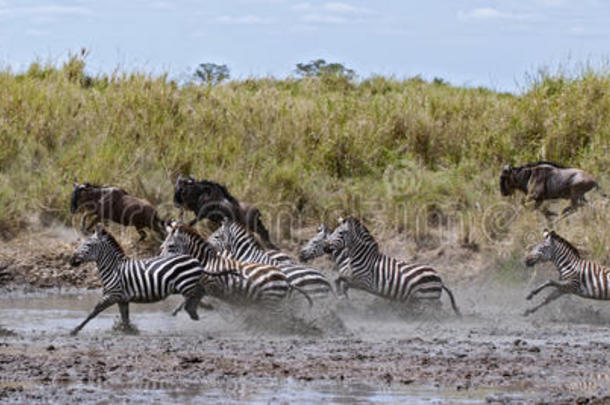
left=171, top=301, right=185, bottom=317
left=334, top=277, right=349, bottom=299
left=183, top=285, right=207, bottom=320
left=70, top=295, right=120, bottom=336
left=523, top=289, right=565, bottom=317
left=526, top=279, right=573, bottom=300
left=118, top=302, right=130, bottom=326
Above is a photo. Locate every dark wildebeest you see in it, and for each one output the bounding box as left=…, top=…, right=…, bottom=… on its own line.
left=499, top=162, right=603, bottom=217
left=70, top=183, right=165, bottom=240
left=173, top=175, right=277, bottom=249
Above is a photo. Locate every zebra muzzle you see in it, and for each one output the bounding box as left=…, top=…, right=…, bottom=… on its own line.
left=70, top=255, right=84, bottom=267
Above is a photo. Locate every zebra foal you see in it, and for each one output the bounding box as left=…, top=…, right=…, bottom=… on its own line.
left=208, top=220, right=333, bottom=299
left=67, top=224, right=227, bottom=335
left=323, top=217, right=461, bottom=315
left=524, top=229, right=610, bottom=316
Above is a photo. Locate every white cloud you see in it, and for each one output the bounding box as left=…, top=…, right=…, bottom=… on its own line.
left=293, top=2, right=372, bottom=25
left=322, top=2, right=370, bottom=14
left=0, top=5, right=92, bottom=18
left=457, top=7, right=533, bottom=21
left=292, top=2, right=311, bottom=11
left=149, top=1, right=175, bottom=10
left=538, top=0, right=564, bottom=6
left=25, top=29, right=49, bottom=37
left=302, top=13, right=348, bottom=24
left=217, top=15, right=271, bottom=24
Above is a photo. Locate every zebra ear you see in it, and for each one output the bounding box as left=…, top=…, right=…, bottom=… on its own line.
left=543, top=228, right=551, bottom=238
left=337, top=217, right=344, bottom=224
left=94, top=223, right=104, bottom=235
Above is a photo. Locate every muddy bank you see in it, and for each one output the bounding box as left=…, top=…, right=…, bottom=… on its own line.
left=1, top=227, right=609, bottom=403
left=1, top=290, right=610, bottom=404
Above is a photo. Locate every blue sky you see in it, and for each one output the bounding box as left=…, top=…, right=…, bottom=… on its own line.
left=0, top=0, right=608, bottom=92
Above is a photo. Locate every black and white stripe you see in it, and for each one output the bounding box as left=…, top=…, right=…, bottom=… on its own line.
left=323, top=217, right=461, bottom=315
left=161, top=222, right=313, bottom=307
left=68, top=224, right=208, bottom=335
left=298, top=224, right=350, bottom=297
left=208, top=220, right=333, bottom=299
left=524, top=229, right=610, bottom=316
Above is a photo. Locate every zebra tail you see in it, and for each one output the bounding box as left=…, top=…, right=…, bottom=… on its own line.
left=290, top=285, right=314, bottom=308
left=442, top=284, right=461, bottom=317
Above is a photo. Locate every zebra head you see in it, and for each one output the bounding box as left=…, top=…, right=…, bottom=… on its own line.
left=298, top=224, right=329, bottom=262
left=526, top=229, right=581, bottom=267
left=324, top=216, right=378, bottom=255
left=160, top=221, right=190, bottom=256
left=525, top=229, right=554, bottom=267
left=207, top=219, right=235, bottom=252
left=71, top=224, right=123, bottom=266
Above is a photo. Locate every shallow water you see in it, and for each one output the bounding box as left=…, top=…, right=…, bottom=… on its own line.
left=1, top=289, right=609, bottom=404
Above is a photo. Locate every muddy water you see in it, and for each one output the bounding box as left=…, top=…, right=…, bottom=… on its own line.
left=1, top=288, right=610, bottom=404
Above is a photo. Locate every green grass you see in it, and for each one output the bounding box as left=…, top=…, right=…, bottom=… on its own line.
left=1, top=55, right=609, bottom=261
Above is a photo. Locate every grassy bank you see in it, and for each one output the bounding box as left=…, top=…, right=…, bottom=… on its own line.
left=1, top=56, right=609, bottom=261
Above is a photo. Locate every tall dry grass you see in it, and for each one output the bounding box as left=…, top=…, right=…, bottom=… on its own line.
left=0, top=55, right=609, bottom=264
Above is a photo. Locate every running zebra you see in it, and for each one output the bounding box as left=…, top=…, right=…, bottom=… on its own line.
left=524, top=229, right=610, bottom=316
left=68, top=224, right=229, bottom=335
left=208, top=220, right=333, bottom=299
left=323, top=217, right=461, bottom=315
left=298, top=224, right=350, bottom=297
left=161, top=222, right=313, bottom=308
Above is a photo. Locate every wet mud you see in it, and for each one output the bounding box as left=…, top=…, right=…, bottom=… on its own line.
left=0, top=229, right=609, bottom=403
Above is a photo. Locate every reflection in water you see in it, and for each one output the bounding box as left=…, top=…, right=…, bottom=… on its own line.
left=64, top=378, right=491, bottom=404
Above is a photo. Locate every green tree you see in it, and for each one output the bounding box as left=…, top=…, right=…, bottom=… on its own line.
left=295, top=59, right=355, bottom=80
left=194, top=63, right=230, bottom=86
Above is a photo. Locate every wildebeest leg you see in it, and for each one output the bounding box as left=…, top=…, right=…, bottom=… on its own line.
left=70, top=295, right=121, bottom=335
left=533, top=199, right=557, bottom=218
left=523, top=289, right=565, bottom=317
left=257, top=223, right=277, bottom=249
left=81, top=212, right=97, bottom=234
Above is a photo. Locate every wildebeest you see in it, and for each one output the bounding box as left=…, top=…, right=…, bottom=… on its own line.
left=70, top=182, right=165, bottom=240
left=499, top=161, right=603, bottom=217
left=173, top=174, right=277, bottom=249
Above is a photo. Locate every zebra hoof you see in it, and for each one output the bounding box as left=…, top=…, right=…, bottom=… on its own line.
left=69, top=329, right=79, bottom=336
left=522, top=310, right=531, bottom=317
left=186, top=312, right=199, bottom=321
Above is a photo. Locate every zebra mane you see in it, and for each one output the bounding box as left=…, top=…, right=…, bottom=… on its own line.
left=346, top=216, right=379, bottom=252
left=549, top=231, right=581, bottom=258
left=98, top=227, right=126, bottom=257
left=178, top=224, right=207, bottom=241
left=226, top=220, right=264, bottom=249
